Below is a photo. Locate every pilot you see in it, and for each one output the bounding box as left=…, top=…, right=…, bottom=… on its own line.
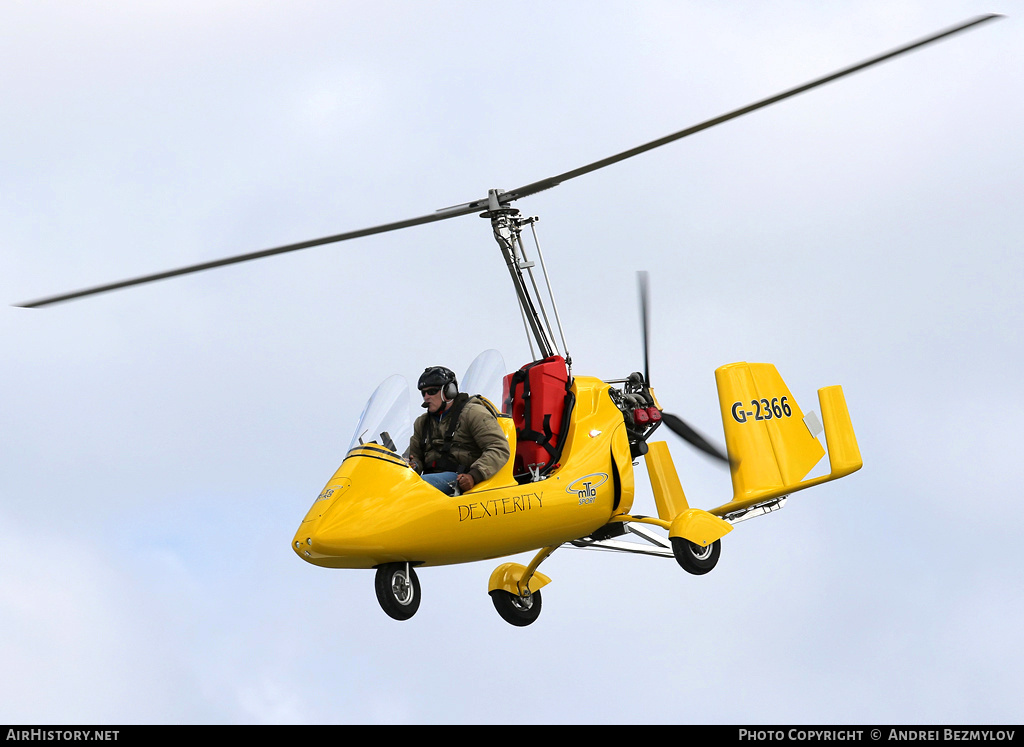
left=408, top=366, right=511, bottom=495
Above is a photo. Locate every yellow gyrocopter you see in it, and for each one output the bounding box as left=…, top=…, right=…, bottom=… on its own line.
left=16, top=15, right=1000, bottom=626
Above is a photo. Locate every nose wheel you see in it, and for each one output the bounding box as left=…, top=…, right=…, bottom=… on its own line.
left=375, top=563, right=421, bottom=620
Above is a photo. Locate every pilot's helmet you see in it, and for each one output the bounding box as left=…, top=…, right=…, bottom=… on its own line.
left=418, top=366, right=458, bottom=399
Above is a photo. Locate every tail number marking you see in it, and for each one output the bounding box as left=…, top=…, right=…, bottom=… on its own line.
left=732, top=397, right=792, bottom=423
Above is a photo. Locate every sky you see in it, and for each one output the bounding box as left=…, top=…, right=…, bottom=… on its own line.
left=2, top=0, right=1022, bottom=726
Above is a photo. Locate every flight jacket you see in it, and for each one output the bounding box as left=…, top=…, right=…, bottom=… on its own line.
left=410, top=395, right=511, bottom=484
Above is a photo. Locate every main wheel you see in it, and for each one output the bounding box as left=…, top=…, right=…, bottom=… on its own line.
left=671, top=537, right=721, bottom=575
left=374, top=563, right=421, bottom=620
left=490, top=588, right=542, bottom=627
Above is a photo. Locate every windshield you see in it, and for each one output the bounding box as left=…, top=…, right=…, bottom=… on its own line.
left=347, top=374, right=413, bottom=454
left=461, top=349, right=507, bottom=410
left=345, top=351, right=508, bottom=456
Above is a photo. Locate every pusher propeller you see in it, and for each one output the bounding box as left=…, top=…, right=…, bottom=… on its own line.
left=636, top=271, right=729, bottom=465
left=660, top=412, right=729, bottom=465
left=15, top=13, right=1000, bottom=309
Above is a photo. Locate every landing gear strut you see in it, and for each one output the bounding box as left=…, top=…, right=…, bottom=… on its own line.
left=488, top=545, right=555, bottom=627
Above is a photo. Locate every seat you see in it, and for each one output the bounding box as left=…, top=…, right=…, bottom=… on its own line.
left=502, top=355, right=574, bottom=482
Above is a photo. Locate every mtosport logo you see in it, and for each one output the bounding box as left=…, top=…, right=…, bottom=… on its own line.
left=566, top=473, right=609, bottom=504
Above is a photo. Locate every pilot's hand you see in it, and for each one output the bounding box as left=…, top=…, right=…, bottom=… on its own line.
left=408, top=456, right=420, bottom=473
left=456, top=473, right=475, bottom=492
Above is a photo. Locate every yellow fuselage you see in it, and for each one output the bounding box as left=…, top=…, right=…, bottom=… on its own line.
left=292, top=376, right=635, bottom=568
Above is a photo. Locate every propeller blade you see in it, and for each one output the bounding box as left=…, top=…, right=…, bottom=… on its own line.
left=637, top=272, right=727, bottom=464
left=499, top=14, right=1001, bottom=204
left=661, top=412, right=729, bottom=465
left=638, top=270, right=650, bottom=386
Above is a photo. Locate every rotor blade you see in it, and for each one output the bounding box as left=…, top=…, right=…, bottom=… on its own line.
left=18, top=14, right=1000, bottom=308
left=15, top=198, right=490, bottom=308
left=638, top=270, right=650, bottom=386
left=661, top=412, right=729, bottom=464
left=499, top=13, right=1002, bottom=204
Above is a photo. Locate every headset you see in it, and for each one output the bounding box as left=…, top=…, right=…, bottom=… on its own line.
left=418, top=366, right=458, bottom=403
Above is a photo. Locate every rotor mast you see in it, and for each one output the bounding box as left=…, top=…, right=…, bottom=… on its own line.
left=484, top=189, right=569, bottom=364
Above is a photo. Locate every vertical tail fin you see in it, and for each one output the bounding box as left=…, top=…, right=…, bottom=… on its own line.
left=712, top=362, right=860, bottom=515
left=816, top=385, right=862, bottom=479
